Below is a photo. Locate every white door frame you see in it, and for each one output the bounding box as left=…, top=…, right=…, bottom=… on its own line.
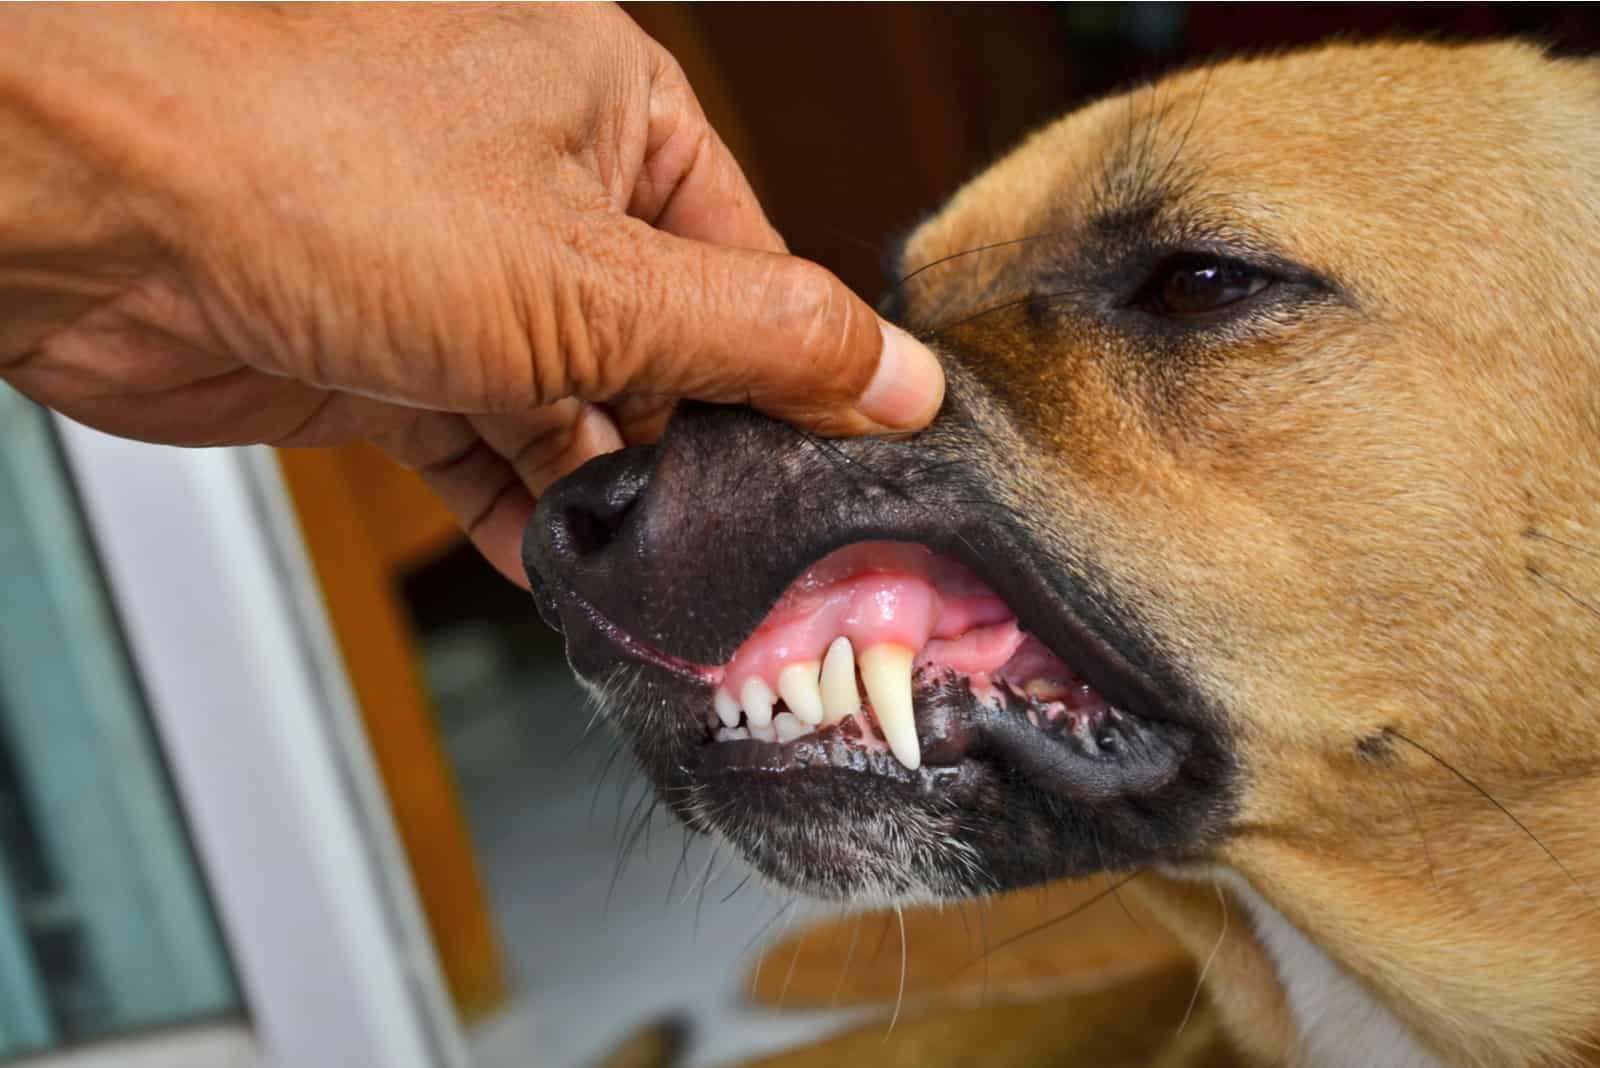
left=56, top=422, right=467, bottom=1068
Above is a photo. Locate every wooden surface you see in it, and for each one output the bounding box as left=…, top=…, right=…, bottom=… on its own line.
left=593, top=966, right=1242, bottom=1068
left=738, top=965, right=1238, bottom=1068
left=749, top=877, right=1187, bottom=1010
left=728, top=878, right=1242, bottom=1068
left=275, top=444, right=505, bottom=1021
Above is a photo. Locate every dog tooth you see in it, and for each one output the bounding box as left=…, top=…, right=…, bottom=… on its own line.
left=714, top=688, right=742, bottom=729
left=749, top=720, right=777, bottom=743
left=858, top=642, right=921, bottom=771
left=716, top=726, right=750, bottom=742
left=740, top=676, right=776, bottom=729
left=1024, top=679, right=1072, bottom=702
left=773, top=712, right=808, bottom=743
left=777, top=661, right=825, bottom=725
left=820, top=636, right=860, bottom=725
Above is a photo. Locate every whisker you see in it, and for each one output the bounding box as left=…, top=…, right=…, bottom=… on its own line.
left=1524, top=528, right=1600, bottom=559
left=891, top=230, right=1073, bottom=292
left=789, top=220, right=885, bottom=259
left=1528, top=565, right=1600, bottom=624
left=1092, top=830, right=1145, bottom=931
left=587, top=744, right=626, bottom=826
left=948, top=871, right=1141, bottom=979
left=830, top=911, right=865, bottom=1008
left=1177, top=876, right=1228, bottom=1036
left=720, top=871, right=754, bottom=904
left=1387, top=728, right=1595, bottom=910
left=883, top=904, right=909, bottom=1039
left=868, top=910, right=897, bottom=965
left=743, top=899, right=797, bottom=997
left=776, top=921, right=809, bottom=1011
left=778, top=422, right=905, bottom=502
left=613, top=767, right=645, bottom=837
left=1130, top=88, right=1168, bottom=204
left=607, top=791, right=659, bottom=912
left=773, top=422, right=997, bottom=568
left=1394, top=773, right=1440, bottom=896
left=1155, top=65, right=1213, bottom=195
left=976, top=897, right=991, bottom=1006
left=688, top=844, right=719, bottom=930
left=666, top=825, right=695, bottom=905
left=641, top=797, right=661, bottom=861
left=925, top=285, right=1090, bottom=337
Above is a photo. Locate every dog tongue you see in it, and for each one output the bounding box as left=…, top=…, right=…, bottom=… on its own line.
left=715, top=542, right=1087, bottom=770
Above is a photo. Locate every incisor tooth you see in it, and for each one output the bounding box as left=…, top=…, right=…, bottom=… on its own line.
left=859, top=643, right=920, bottom=770
left=714, top=689, right=741, bottom=729
left=740, top=676, right=776, bottom=728
left=773, top=712, right=808, bottom=743
left=749, top=720, right=777, bottom=743
left=820, top=636, right=859, bottom=725
left=778, top=661, right=824, bottom=725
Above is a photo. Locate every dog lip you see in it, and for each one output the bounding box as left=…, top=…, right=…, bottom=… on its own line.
left=546, top=527, right=1198, bottom=743
left=546, top=555, right=1195, bottom=801
left=545, top=581, right=721, bottom=688
left=904, top=530, right=1198, bottom=733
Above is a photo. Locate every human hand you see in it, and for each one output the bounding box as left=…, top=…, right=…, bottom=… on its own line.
left=0, top=4, right=944, bottom=583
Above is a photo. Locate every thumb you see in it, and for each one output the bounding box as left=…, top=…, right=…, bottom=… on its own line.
left=586, top=223, right=945, bottom=435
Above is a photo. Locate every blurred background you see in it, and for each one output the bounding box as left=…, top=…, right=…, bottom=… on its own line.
left=3, top=5, right=1598, bottom=1068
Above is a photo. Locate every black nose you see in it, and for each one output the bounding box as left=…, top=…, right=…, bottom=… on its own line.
left=521, top=446, right=655, bottom=636
left=525, top=404, right=859, bottom=668
left=533, top=446, right=653, bottom=568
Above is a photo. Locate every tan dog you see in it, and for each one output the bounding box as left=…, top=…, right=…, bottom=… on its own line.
left=526, top=41, right=1600, bottom=1067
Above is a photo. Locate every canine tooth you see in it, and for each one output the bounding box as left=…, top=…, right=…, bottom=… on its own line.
left=749, top=720, right=777, bottom=742
left=858, top=642, right=920, bottom=770
left=773, top=712, right=808, bottom=743
left=740, top=676, right=776, bottom=728
left=777, top=661, right=824, bottom=725
left=714, top=688, right=742, bottom=729
left=820, top=636, right=860, bottom=725
left=1024, top=679, right=1072, bottom=702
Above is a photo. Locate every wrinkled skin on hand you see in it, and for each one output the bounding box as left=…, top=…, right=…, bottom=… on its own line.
left=0, top=4, right=941, bottom=582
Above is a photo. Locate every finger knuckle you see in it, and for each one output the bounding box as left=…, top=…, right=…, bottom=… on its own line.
left=771, top=261, right=863, bottom=388
left=515, top=221, right=641, bottom=404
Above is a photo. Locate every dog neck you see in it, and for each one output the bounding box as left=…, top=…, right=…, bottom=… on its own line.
left=1212, top=869, right=1447, bottom=1068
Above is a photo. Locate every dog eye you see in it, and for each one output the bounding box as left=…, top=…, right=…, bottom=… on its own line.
left=1137, top=255, right=1272, bottom=318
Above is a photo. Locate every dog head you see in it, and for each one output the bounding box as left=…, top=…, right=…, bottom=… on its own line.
left=526, top=41, right=1600, bottom=1065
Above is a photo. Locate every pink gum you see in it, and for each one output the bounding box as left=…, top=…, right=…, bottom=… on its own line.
left=713, top=541, right=1089, bottom=702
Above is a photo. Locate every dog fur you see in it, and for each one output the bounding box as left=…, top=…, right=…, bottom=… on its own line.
left=529, top=40, right=1600, bottom=1067
left=891, top=41, right=1600, bottom=1066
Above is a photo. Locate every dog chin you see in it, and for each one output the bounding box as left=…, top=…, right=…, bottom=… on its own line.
left=577, top=659, right=995, bottom=905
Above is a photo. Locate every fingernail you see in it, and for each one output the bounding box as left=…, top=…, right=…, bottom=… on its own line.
left=858, top=322, right=945, bottom=431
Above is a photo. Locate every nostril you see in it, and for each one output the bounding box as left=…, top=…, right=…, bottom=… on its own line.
left=530, top=445, right=657, bottom=572
left=562, top=497, right=636, bottom=559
